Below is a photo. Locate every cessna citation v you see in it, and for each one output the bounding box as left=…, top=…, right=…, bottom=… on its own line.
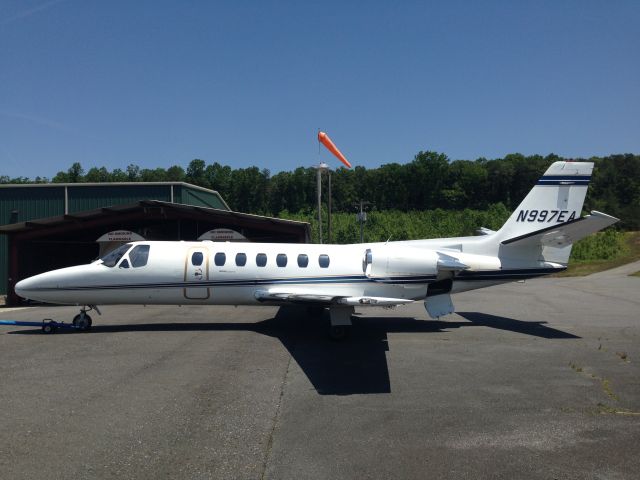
left=15, top=161, right=618, bottom=339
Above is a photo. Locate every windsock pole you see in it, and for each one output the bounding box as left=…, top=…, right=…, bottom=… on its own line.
left=316, top=131, right=351, bottom=243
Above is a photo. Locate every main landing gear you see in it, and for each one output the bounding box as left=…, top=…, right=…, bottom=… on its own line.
left=328, top=306, right=354, bottom=341
left=72, top=305, right=101, bottom=332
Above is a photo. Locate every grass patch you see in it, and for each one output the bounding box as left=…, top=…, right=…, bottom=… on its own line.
left=630, top=271, right=640, bottom=277
left=556, top=231, right=640, bottom=277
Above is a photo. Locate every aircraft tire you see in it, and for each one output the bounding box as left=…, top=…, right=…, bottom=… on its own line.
left=73, top=314, right=92, bottom=332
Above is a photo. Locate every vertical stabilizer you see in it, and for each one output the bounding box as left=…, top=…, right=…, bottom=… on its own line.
left=496, top=161, right=593, bottom=243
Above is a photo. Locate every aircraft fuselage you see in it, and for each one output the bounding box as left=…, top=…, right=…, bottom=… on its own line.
left=14, top=238, right=558, bottom=307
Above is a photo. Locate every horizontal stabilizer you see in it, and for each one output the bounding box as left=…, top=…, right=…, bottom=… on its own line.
left=477, top=227, right=496, bottom=236
left=501, top=211, right=619, bottom=248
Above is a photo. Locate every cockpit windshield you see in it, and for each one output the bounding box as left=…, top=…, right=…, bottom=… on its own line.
left=101, top=244, right=132, bottom=267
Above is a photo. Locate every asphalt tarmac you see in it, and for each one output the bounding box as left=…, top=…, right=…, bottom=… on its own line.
left=1, top=262, right=639, bottom=479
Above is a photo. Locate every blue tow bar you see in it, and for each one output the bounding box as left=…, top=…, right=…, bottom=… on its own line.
left=0, top=319, right=80, bottom=334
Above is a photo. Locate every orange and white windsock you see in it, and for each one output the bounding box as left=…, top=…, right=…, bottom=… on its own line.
left=318, top=131, right=352, bottom=168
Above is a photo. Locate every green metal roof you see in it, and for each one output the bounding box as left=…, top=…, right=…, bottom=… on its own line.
left=0, top=182, right=229, bottom=214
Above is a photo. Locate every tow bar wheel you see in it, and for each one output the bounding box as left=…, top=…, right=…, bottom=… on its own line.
left=42, top=320, right=56, bottom=334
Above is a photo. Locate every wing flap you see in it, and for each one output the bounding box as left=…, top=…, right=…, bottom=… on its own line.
left=501, top=211, right=619, bottom=248
left=254, top=289, right=413, bottom=306
left=254, top=290, right=336, bottom=304
left=337, top=296, right=414, bottom=306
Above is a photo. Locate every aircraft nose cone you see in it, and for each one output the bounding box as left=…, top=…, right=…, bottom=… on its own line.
left=14, top=277, right=37, bottom=299
left=13, top=266, right=89, bottom=304
left=14, top=273, right=58, bottom=302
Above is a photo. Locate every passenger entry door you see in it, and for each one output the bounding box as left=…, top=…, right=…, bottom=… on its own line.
left=184, top=248, right=210, bottom=300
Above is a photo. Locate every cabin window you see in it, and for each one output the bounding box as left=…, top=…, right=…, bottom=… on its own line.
left=256, top=253, right=267, bottom=267
left=276, top=254, right=287, bottom=267
left=191, top=252, right=204, bottom=266
left=119, top=259, right=130, bottom=269
left=101, top=244, right=131, bottom=267
left=235, top=253, right=247, bottom=266
left=297, top=254, right=309, bottom=268
left=318, top=254, right=330, bottom=268
left=129, top=245, right=150, bottom=268
left=214, top=252, right=226, bottom=266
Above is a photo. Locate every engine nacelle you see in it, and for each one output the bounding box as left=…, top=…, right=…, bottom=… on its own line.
left=363, top=246, right=440, bottom=278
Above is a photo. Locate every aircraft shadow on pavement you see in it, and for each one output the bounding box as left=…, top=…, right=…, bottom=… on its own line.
left=8, top=306, right=579, bottom=395
left=455, top=312, right=580, bottom=339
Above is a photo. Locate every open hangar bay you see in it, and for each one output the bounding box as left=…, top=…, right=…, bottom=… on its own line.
left=0, top=262, right=639, bottom=479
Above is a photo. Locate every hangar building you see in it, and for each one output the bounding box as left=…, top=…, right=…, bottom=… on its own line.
left=0, top=182, right=311, bottom=305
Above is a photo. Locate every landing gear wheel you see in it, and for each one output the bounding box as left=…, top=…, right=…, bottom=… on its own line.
left=73, top=314, right=92, bottom=331
left=42, top=321, right=56, bottom=334
left=329, top=325, right=350, bottom=341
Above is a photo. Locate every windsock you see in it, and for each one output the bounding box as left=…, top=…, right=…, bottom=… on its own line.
left=318, top=131, right=352, bottom=168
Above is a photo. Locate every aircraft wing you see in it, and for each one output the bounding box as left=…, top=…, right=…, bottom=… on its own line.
left=501, top=211, right=619, bottom=248
left=253, top=289, right=414, bottom=306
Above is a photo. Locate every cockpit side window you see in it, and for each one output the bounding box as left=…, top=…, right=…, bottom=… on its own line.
left=101, top=244, right=131, bottom=268
left=129, top=245, right=150, bottom=268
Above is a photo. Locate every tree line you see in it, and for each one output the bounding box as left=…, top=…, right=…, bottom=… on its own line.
left=2, top=152, right=638, bottom=229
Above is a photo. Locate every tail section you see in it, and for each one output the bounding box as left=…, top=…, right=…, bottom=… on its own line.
left=496, top=161, right=618, bottom=264
left=497, top=161, right=593, bottom=242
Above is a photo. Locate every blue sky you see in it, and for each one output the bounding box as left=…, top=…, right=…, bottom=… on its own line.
left=1, top=0, right=639, bottom=179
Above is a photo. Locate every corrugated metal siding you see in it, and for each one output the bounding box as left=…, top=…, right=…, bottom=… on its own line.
left=0, top=236, right=7, bottom=296
left=178, top=185, right=228, bottom=210
left=0, top=187, right=66, bottom=222
left=0, top=187, right=66, bottom=294
left=67, top=185, right=172, bottom=213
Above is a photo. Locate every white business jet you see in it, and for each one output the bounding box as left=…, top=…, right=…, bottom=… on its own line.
left=15, top=161, right=618, bottom=339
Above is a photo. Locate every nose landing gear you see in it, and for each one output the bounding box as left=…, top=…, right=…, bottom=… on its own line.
left=72, top=305, right=101, bottom=332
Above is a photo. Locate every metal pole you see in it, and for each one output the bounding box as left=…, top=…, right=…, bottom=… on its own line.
left=360, top=200, right=364, bottom=243
left=328, top=170, right=332, bottom=244
left=354, top=200, right=371, bottom=243
left=317, top=166, right=323, bottom=244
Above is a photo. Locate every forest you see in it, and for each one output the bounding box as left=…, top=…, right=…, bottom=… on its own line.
left=2, top=152, right=638, bottom=242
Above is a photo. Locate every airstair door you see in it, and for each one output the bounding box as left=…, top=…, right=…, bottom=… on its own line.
left=184, top=248, right=210, bottom=300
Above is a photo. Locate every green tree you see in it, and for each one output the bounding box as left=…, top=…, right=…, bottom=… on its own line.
left=65, top=162, right=84, bottom=183
left=126, top=164, right=140, bottom=181
left=84, top=166, right=111, bottom=182
left=166, top=165, right=186, bottom=182
left=140, top=168, right=168, bottom=182
left=205, top=162, right=232, bottom=198
left=186, top=159, right=207, bottom=187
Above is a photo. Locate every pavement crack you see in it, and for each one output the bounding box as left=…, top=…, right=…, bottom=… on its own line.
left=260, top=348, right=293, bottom=480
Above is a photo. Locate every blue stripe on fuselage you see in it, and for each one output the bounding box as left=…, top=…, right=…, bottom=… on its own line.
left=26, top=268, right=564, bottom=292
